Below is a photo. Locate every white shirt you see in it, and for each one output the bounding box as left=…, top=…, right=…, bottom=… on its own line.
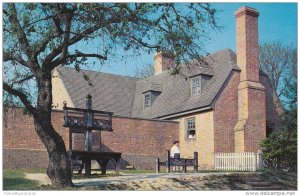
left=170, top=145, right=180, bottom=158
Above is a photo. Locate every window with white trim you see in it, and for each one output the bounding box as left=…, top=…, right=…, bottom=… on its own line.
left=144, top=93, right=151, bottom=108
left=191, top=76, right=201, bottom=95
left=186, top=118, right=196, bottom=139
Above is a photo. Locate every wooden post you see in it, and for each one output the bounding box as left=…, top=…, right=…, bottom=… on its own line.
left=99, top=160, right=108, bottom=175
left=156, top=158, right=160, bottom=173
left=69, top=129, right=72, bottom=151
left=85, top=94, right=93, bottom=152
left=115, top=158, right=120, bottom=175
left=85, top=131, right=92, bottom=151
left=84, top=159, right=91, bottom=176
left=166, top=150, right=170, bottom=173
left=63, top=102, right=68, bottom=126
left=194, top=152, right=198, bottom=173
left=183, top=160, right=187, bottom=173
left=99, top=131, right=102, bottom=152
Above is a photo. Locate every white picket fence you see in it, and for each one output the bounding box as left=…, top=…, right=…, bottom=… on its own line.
left=214, top=151, right=263, bottom=171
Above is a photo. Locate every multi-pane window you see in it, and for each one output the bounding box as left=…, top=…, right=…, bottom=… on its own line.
left=191, top=76, right=201, bottom=95
left=187, top=118, right=196, bottom=139
left=144, top=93, right=151, bottom=108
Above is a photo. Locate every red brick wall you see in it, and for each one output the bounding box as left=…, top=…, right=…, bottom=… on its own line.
left=213, top=71, right=240, bottom=153
left=213, top=71, right=282, bottom=153
left=3, top=107, right=69, bottom=150
left=244, top=86, right=266, bottom=152
left=3, top=107, right=179, bottom=169
left=101, top=117, right=178, bottom=157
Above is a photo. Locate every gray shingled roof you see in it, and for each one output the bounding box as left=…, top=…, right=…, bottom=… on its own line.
left=131, top=48, right=238, bottom=119
left=56, top=67, right=138, bottom=117
left=56, top=48, right=238, bottom=119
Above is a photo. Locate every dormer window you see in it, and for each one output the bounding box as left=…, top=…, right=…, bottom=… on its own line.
left=143, top=89, right=161, bottom=109
left=191, top=76, right=201, bottom=96
left=190, top=74, right=212, bottom=96
left=144, top=93, right=151, bottom=108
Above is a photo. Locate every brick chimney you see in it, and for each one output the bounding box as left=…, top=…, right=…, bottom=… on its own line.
left=235, top=6, right=260, bottom=82
left=154, top=52, right=174, bottom=75
left=234, top=7, right=266, bottom=153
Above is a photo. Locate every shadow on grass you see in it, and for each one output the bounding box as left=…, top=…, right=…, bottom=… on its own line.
left=3, top=177, right=40, bottom=190
left=102, top=183, right=134, bottom=190
left=72, top=173, right=121, bottom=180
left=203, top=174, right=249, bottom=190
left=260, top=170, right=297, bottom=190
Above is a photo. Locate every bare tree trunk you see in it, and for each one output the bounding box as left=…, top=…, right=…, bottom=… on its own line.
left=33, top=73, right=73, bottom=187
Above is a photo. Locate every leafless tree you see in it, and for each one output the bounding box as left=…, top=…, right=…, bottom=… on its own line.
left=259, top=42, right=297, bottom=101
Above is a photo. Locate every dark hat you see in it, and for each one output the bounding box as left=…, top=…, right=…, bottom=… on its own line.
left=173, top=141, right=179, bottom=144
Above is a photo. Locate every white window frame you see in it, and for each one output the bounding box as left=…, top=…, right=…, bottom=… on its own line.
left=186, top=118, right=196, bottom=139
left=191, top=76, right=201, bottom=96
left=144, top=93, right=151, bottom=108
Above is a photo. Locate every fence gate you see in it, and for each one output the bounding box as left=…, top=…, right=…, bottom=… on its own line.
left=214, top=151, right=263, bottom=171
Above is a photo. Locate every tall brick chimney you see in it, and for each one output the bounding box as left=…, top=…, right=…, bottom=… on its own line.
left=154, top=52, right=174, bottom=75
left=234, top=7, right=266, bottom=153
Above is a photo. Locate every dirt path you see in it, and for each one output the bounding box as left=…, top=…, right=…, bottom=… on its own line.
left=23, top=171, right=298, bottom=190
left=24, top=172, right=253, bottom=190
left=25, top=173, right=51, bottom=185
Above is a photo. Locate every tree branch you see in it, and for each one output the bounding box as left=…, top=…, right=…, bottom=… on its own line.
left=3, top=82, right=37, bottom=116
left=58, top=8, right=73, bottom=65
left=43, top=22, right=104, bottom=67
left=7, top=4, right=32, bottom=61
left=34, top=34, right=57, bottom=56
left=49, top=52, right=107, bottom=69
left=3, top=52, right=30, bottom=68
left=68, top=52, right=107, bottom=60
left=128, top=35, right=159, bottom=49
left=42, top=11, right=132, bottom=69
left=11, top=75, right=35, bottom=85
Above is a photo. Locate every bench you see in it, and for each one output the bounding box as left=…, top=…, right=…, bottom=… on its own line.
left=156, top=150, right=198, bottom=173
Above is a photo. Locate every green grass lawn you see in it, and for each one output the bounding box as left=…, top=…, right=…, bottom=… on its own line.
left=3, top=169, right=42, bottom=190
left=3, top=169, right=155, bottom=190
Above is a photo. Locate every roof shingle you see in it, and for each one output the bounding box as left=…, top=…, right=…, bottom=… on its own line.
left=56, top=48, right=238, bottom=119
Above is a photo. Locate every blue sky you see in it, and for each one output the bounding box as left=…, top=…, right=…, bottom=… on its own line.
left=78, top=3, right=298, bottom=77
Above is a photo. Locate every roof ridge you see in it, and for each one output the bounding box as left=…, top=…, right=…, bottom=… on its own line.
left=136, top=48, right=235, bottom=83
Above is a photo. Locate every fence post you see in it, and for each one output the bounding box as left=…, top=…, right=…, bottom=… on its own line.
left=214, top=153, right=217, bottom=170
left=257, top=149, right=263, bottom=170
left=166, top=150, right=170, bottom=173
left=156, top=158, right=160, bottom=173
left=194, top=152, right=198, bottom=173
left=252, top=152, right=257, bottom=171
left=183, top=160, right=187, bottom=173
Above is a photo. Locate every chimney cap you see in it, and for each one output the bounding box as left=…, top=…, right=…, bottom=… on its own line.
left=235, top=6, right=259, bottom=18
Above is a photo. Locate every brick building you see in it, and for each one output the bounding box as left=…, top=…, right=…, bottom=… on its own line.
left=4, top=7, right=282, bottom=170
